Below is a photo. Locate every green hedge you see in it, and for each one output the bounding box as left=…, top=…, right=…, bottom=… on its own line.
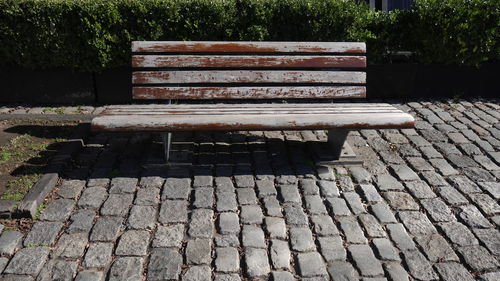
left=0, top=0, right=498, bottom=72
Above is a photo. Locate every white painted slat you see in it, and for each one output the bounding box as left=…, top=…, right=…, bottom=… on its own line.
left=132, top=41, right=366, bottom=54
left=132, top=71, right=366, bottom=84
left=132, top=86, right=366, bottom=99
left=132, top=55, right=366, bottom=68
left=104, top=103, right=395, bottom=109
left=92, top=112, right=414, bottom=132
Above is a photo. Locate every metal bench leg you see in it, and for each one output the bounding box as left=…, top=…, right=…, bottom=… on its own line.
left=311, top=129, right=362, bottom=165
left=162, top=132, right=172, bottom=163
left=327, top=129, right=349, bottom=160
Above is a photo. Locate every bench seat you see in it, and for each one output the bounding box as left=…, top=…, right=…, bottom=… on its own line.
left=91, top=103, right=414, bottom=132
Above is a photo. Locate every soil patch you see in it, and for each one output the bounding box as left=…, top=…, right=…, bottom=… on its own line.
left=0, top=119, right=77, bottom=200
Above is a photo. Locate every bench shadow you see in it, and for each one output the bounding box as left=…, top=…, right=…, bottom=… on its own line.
left=60, top=130, right=321, bottom=183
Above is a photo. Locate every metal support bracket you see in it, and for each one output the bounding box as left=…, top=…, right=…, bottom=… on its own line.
left=162, top=132, right=172, bottom=163
left=312, top=129, right=362, bottom=166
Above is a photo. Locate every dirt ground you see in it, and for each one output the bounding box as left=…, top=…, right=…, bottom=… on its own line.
left=0, top=119, right=77, bottom=199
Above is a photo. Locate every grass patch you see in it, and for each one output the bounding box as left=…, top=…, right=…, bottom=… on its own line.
left=1, top=174, right=41, bottom=201
left=42, top=107, right=66, bottom=114
left=0, top=119, right=77, bottom=202
left=0, top=152, right=12, bottom=163
left=32, top=202, right=46, bottom=220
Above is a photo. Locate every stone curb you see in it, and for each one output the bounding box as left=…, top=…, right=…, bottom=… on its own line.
left=0, top=123, right=91, bottom=219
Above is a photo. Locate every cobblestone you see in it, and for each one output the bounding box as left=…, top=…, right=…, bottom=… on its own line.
left=265, top=217, right=286, bottom=239
left=109, top=257, right=144, bottom=281
left=327, top=198, right=352, bottom=216
left=311, top=214, right=338, bottom=236
left=152, top=224, right=184, bottom=248
left=297, top=252, right=328, bottom=277
left=162, top=178, right=191, bottom=200
left=52, top=233, right=87, bottom=258
left=348, top=244, right=384, bottom=276
left=438, top=222, right=479, bottom=246
left=109, top=177, right=138, bottom=194
left=270, top=239, right=291, bottom=269
left=240, top=205, right=263, bottom=224
left=458, top=205, right=493, bottom=228
left=89, top=216, right=123, bottom=242
left=0, top=231, right=23, bottom=255
left=115, top=230, right=150, bottom=256
left=383, top=191, right=419, bottom=210
left=159, top=200, right=188, bottom=223
left=327, top=261, right=359, bottom=281
left=398, top=211, right=437, bottom=235
left=2, top=100, right=499, bottom=280
left=420, top=198, right=455, bottom=222
left=375, top=174, right=405, bottom=191
left=383, top=262, right=409, bottom=281
left=77, top=186, right=108, bottom=209
left=402, top=250, right=438, bottom=280
left=188, top=209, right=214, bottom=238
left=57, top=180, right=85, bottom=199
left=434, top=262, right=475, bottom=281
left=67, top=209, right=95, bottom=234
left=386, top=223, right=416, bottom=251
left=23, top=222, right=62, bottom=246
left=372, top=238, right=400, bottom=261
left=289, top=227, right=315, bottom=252
left=194, top=187, right=215, bottom=208
left=245, top=248, right=270, bottom=277
left=215, top=247, right=239, bottom=272
left=182, top=266, right=211, bottom=281
left=415, top=233, right=458, bottom=262
left=74, top=270, right=104, bottom=281
left=218, top=212, right=240, bottom=234
left=4, top=247, right=49, bottom=275
left=100, top=193, right=134, bottom=216
left=284, top=204, right=308, bottom=226
left=318, top=236, right=346, bottom=262
left=127, top=205, right=156, bottom=230
left=457, top=245, right=499, bottom=271
left=39, top=199, right=75, bottom=221
left=338, top=217, right=367, bottom=244
left=370, top=203, right=397, bottom=223
left=186, top=239, right=212, bottom=265
left=242, top=225, right=266, bottom=248
left=148, top=248, right=183, bottom=280
left=83, top=242, right=113, bottom=268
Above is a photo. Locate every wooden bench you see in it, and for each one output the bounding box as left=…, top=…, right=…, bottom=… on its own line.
left=91, top=41, right=414, bottom=164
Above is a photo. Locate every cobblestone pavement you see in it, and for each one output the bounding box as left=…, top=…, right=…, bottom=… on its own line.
left=0, top=99, right=499, bottom=281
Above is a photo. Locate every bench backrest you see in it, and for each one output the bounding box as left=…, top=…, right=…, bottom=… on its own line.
left=131, top=41, right=366, bottom=100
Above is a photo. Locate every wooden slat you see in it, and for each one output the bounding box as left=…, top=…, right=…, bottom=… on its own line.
left=133, top=71, right=366, bottom=84
left=101, top=110, right=404, bottom=116
left=133, top=86, right=366, bottom=99
left=104, top=103, right=394, bottom=109
left=132, top=41, right=366, bottom=54
left=99, top=103, right=407, bottom=116
left=91, top=111, right=414, bottom=132
left=132, top=55, right=366, bottom=68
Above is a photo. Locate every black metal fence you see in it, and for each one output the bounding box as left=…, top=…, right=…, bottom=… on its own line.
left=363, top=0, right=414, bottom=11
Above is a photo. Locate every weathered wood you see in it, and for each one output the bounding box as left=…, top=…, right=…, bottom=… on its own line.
left=105, top=103, right=392, bottom=109
left=133, top=71, right=366, bottom=84
left=91, top=110, right=414, bottom=132
left=133, top=86, right=366, bottom=99
left=132, top=55, right=366, bottom=68
left=101, top=104, right=403, bottom=115
left=132, top=41, right=366, bottom=54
